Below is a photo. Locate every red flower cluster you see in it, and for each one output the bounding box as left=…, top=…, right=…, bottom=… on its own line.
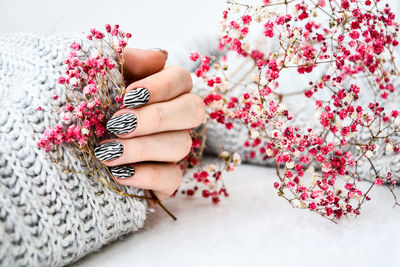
left=38, top=25, right=131, bottom=152
left=191, top=0, right=400, bottom=221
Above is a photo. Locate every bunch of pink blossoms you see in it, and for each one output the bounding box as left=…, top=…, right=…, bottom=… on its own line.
left=36, top=25, right=157, bottom=204
left=180, top=130, right=241, bottom=204
left=38, top=25, right=130, bottom=153
left=191, top=0, right=400, bottom=221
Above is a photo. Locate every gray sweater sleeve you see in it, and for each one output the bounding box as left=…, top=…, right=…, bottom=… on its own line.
left=0, top=34, right=147, bottom=267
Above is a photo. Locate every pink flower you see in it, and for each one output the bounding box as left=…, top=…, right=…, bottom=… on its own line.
left=83, top=84, right=97, bottom=95
left=119, top=40, right=127, bottom=48
left=309, top=202, right=317, bottom=210
left=189, top=52, right=200, bottom=61
left=115, top=94, right=123, bottom=103
left=242, top=15, right=252, bottom=25
left=57, top=77, right=66, bottom=84
left=349, top=30, right=360, bottom=39
left=70, top=42, right=81, bottom=51
left=341, top=0, right=350, bottom=10
left=105, top=24, right=111, bottom=33
left=300, top=192, right=309, bottom=200
left=264, top=21, right=274, bottom=38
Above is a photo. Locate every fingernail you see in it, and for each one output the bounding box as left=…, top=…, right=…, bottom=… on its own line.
left=111, top=165, right=135, bottom=179
left=123, top=88, right=150, bottom=108
left=148, top=48, right=168, bottom=59
left=107, top=113, right=138, bottom=135
left=94, top=141, right=123, bottom=161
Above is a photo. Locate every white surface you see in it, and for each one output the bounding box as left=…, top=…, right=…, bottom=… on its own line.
left=75, top=163, right=400, bottom=267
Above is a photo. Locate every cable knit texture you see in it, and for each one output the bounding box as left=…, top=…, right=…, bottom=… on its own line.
left=0, top=34, right=146, bottom=267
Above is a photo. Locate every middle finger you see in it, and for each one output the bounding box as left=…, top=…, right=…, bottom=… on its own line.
left=106, top=93, right=205, bottom=137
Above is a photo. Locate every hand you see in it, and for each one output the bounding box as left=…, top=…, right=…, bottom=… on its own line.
left=94, top=48, right=205, bottom=202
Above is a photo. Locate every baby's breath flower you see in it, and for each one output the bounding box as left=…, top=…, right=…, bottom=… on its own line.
left=250, top=130, right=260, bottom=139
left=286, top=161, right=295, bottom=169
left=365, top=150, right=374, bottom=158
left=233, top=152, right=241, bottom=164
left=69, top=77, right=78, bottom=86
left=386, top=143, right=394, bottom=152
left=395, top=117, right=400, bottom=126
left=206, top=164, right=216, bottom=172
left=81, top=128, right=90, bottom=136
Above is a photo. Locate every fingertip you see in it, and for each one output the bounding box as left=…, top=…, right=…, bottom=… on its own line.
left=123, top=48, right=167, bottom=81
left=147, top=48, right=168, bottom=60
left=93, top=140, right=124, bottom=164
left=106, top=111, right=138, bottom=137
left=110, top=165, right=136, bottom=181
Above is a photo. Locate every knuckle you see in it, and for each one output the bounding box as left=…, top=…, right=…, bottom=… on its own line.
left=165, top=165, right=183, bottom=196
left=163, top=77, right=174, bottom=98
left=192, top=94, right=205, bottom=126
left=183, top=132, right=193, bottom=155
left=183, top=71, right=193, bottom=91
left=176, top=131, right=192, bottom=160
left=153, top=105, right=163, bottom=128
left=169, top=65, right=193, bottom=92
left=172, top=165, right=184, bottom=190
left=147, top=165, right=160, bottom=186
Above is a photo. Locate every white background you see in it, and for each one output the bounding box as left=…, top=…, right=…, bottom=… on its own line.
left=1, top=1, right=400, bottom=266
left=0, top=0, right=226, bottom=48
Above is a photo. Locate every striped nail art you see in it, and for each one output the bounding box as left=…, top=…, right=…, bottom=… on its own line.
left=110, top=166, right=135, bottom=179
left=94, top=141, right=123, bottom=161
left=123, top=88, right=150, bottom=108
left=107, top=113, right=138, bottom=135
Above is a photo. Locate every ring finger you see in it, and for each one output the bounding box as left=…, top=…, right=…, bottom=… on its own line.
left=93, top=130, right=192, bottom=166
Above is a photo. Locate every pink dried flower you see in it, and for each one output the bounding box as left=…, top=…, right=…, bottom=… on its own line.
left=39, top=25, right=130, bottom=153
left=190, top=52, right=200, bottom=61
left=189, top=0, right=400, bottom=220
left=264, top=21, right=274, bottom=38
left=70, top=42, right=81, bottom=51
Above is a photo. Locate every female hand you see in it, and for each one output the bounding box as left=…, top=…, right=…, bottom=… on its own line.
left=94, top=48, right=205, bottom=202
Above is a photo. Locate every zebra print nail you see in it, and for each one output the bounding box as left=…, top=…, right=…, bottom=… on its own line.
left=107, top=113, right=138, bottom=135
left=123, top=88, right=150, bottom=108
left=110, top=166, right=135, bottom=179
left=94, top=141, right=123, bottom=161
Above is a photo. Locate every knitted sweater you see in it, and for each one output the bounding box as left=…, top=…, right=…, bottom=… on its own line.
left=0, top=34, right=147, bottom=267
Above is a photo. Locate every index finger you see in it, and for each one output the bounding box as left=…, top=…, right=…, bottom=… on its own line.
left=123, top=66, right=192, bottom=109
